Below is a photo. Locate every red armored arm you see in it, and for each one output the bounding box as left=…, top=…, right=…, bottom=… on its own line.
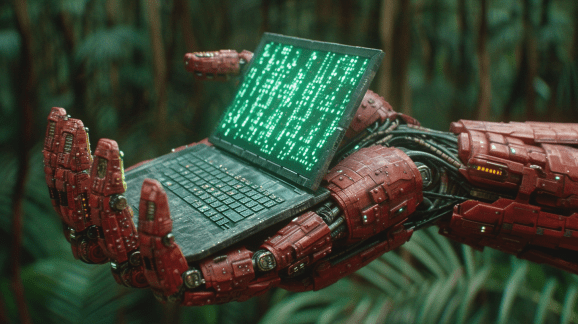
left=439, top=121, right=578, bottom=274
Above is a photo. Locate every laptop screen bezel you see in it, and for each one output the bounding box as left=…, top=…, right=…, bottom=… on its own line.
left=209, top=33, right=384, bottom=191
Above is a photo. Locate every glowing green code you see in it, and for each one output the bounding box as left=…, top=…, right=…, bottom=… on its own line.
left=217, top=41, right=369, bottom=178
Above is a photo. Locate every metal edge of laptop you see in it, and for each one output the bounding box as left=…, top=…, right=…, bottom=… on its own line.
left=209, top=32, right=385, bottom=191
left=126, top=33, right=384, bottom=262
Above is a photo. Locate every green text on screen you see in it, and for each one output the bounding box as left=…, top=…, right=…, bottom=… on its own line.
left=216, top=41, right=369, bottom=178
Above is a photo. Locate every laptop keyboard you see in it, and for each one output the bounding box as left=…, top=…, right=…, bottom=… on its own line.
left=135, top=151, right=286, bottom=230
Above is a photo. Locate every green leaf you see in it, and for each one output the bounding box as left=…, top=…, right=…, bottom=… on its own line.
left=560, top=284, right=578, bottom=324
left=497, top=260, right=529, bottom=324
left=533, top=278, right=556, bottom=324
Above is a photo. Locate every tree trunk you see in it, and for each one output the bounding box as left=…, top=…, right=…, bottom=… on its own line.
left=523, top=0, right=538, bottom=120
left=397, top=0, right=412, bottom=116
left=10, top=0, right=35, bottom=323
left=475, top=0, right=491, bottom=121
left=378, top=0, right=397, bottom=103
left=147, top=0, right=168, bottom=148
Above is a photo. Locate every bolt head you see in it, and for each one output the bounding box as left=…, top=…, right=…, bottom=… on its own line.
left=129, top=251, right=142, bottom=266
left=162, top=233, right=175, bottom=247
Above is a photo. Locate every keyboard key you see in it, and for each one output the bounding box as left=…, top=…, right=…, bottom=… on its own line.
left=235, top=205, right=247, bottom=213
left=233, top=194, right=245, bottom=200
left=173, top=188, right=188, bottom=197
left=216, top=205, right=229, bottom=212
left=205, top=210, right=217, bottom=217
left=198, top=205, right=210, bottom=213
left=183, top=182, right=194, bottom=189
left=198, top=193, right=210, bottom=200
left=192, top=200, right=203, bottom=208
left=239, top=197, right=251, bottom=204
left=172, top=176, right=186, bottom=183
left=239, top=187, right=251, bottom=193
left=241, top=210, right=254, bottom=218
left=187, top=175, right=200, bottom=182
left=163, top=171, right=176, bottom=177
left=215, top=173, right=228, bottom=179
left=253, top=193, right=264, bottom=200
left=264, top=200, right=276, bottom=208
left=223, top=198, right=235, bottom=205
left=223, top=210, right=243, bottom=223
left=245, top=201, right=257, bottom=208
left=275, top=197, right=285, bottom=203
left=229, top=202, right=241, bottom=209
left=251, top=205, right=264, bottom=212
left=226, top=178, right=239, bottom=185
left=210, top=201, right=222, bottom=208
left=216, top=218, right=228, bottom=226
left=204, top=197, right=216, bottom=204
left=257, top=197, right=270, bottom=204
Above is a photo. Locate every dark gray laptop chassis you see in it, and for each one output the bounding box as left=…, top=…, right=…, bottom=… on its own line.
left=126, top=144, right=329, bottom=261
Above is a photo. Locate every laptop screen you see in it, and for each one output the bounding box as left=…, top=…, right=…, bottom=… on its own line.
left=210, top=33, right=383, bottom=190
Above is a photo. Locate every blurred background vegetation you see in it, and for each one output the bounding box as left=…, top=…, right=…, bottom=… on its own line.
left=1, top=0, right=578, bottom=323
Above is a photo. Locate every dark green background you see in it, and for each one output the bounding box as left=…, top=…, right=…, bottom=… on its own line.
left=1, top=0, right=578, bottom=323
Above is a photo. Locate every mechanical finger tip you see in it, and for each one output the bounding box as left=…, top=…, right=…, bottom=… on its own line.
left=90, top=139, right=126, bottom=195
left=138, top=179, right=172, bottom=236
left=95, top=138, right=120, bottom=156
left=49, top=107, right=67, bottom=119
left=140, top=179, right=164, bottom=199
left=183, top=53, right=196, bottom=71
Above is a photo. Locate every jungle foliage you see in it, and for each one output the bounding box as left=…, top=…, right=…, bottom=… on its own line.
left=1, top=0, right=578, bottom=323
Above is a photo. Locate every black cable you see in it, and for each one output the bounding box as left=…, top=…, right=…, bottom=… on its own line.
left=404, top=151, right=460, bottom=175
left=423, top=191, right=470, bottom=201
left=389, top=127, right=459, bottom=143
left=334, top=120, right=387, bottom=162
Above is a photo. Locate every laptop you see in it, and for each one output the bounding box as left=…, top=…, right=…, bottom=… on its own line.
left=125, top=33, right=384, bottom=262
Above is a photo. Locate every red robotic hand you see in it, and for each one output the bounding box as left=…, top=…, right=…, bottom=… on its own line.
left=134, top=144, right=418, bottom=305
left=42, top=110, right=421, bottom=305
left=43, top=109, right=146, bottom=287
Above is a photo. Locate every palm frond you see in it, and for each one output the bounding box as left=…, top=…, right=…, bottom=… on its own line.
left=259, top=227, right=578, bottom=324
